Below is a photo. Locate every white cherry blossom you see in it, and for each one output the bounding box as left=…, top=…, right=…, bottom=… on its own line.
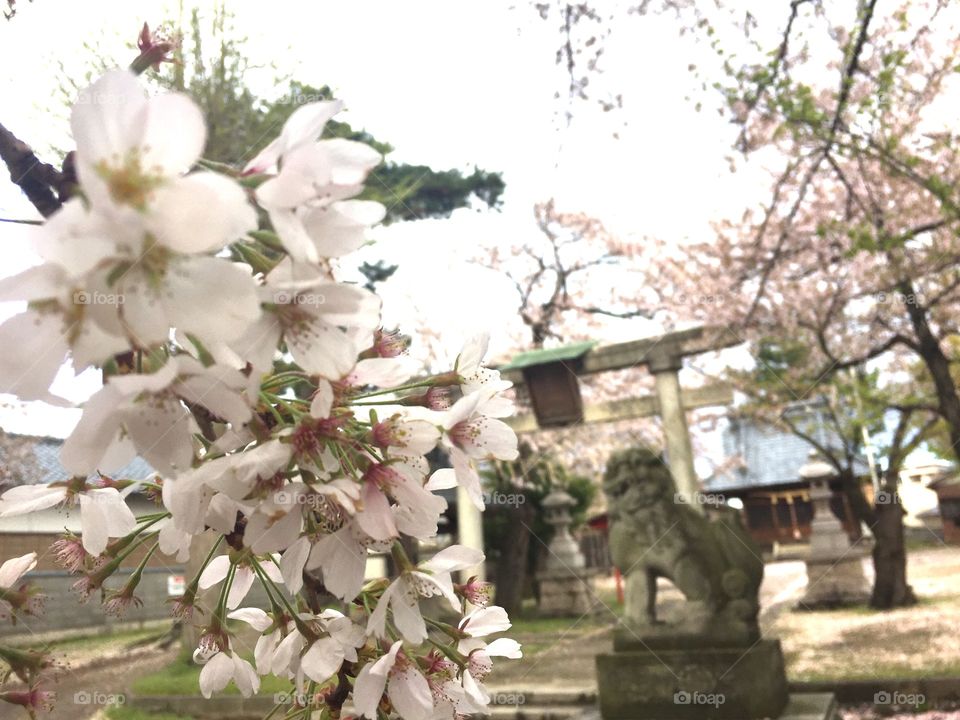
left=353, top=640, right=433, bottom=720
left=367, top=545, right=484, bottom=644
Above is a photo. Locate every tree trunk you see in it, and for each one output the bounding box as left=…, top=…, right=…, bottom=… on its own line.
left=870, top=473, right=916, bottom=609
left=836, top=467, right=875, bottom=538
left=898, top=279, right=960, bottom=463
left=494, top=500, right=534, bottom=616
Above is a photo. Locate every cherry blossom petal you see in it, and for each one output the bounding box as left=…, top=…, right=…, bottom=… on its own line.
left=461, top=606, right=511, bottom=638
left=451, top=447, right=485, bottom=511
left=353, top=659, right=390, bottom=719
left=227, top=607, right=272, bottom=633
left=0, top=310, right=69, bottom=401
left=138, top=91, right=206, bottom=176
left=197, top=555, right=231, bottom=589
left=230, top=654, right=259, bottom=697
left=302, top=200, right=385, bottom=258
left=227, top=566, right=256, bottom=609
left=319, top=139, right=382, bottom=184
left=198, top=651, right=234, bottom=698
left=0, top=486, right=67, bottom=517
left=279, top=536, right=311, bottom=594
left=162, top=256, right=262, bottom=345
left=309, top=527, right=367, bottom=601
left=70, top=70, right=146, bottom=171
left=78, top=489, right=137, bottom=556
left=485, top=637, right=523, bottom=658
left=387, top=667, right=433, bottom=720
left=421, top=544, right=485, bottom=574
left=355, top=481, right=397, bottom=541
left=245, top=504, right=302, bottom=554
left=0, top=553, right=37, bottom=588
left=243, top=100, right=342, bottom=174
left=310, top=379, right=334, bottom=419
left=390, top=584, right=428, bottom=644
left=425, top=468, right=458, bottom=491
left=147, top=173, right=256, bottom=254
left=301, top=636, right=345, bottom=683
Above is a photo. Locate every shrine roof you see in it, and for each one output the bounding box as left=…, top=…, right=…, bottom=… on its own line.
left=499, top=340, right=597, bottom=372
left=704, top=409, right=870, bottom=493
left=0, top=430, right=156, bottom=491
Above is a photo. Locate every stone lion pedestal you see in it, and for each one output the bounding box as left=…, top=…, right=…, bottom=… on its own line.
left=591, top=448, right=839, bottom=720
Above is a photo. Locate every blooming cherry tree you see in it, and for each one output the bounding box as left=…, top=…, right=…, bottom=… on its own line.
left=0, top=51, right=520, bottom=719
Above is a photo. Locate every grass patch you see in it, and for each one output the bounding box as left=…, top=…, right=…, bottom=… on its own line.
left=4, top=626, right=165, bottom=654
left=106, top=708, right=195, bottom=720
left=788, top=658, right=960, bottom=682
left=508, top=613, right=612, bottom=636
left=132, top=652, right=289, bottom=697
left=52, top=627, right=162, bottom=650
left=506, top=588, right=621, bottom=636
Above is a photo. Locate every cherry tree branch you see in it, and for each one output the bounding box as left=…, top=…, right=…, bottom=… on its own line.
left=0, top=121, right=69, bottom=217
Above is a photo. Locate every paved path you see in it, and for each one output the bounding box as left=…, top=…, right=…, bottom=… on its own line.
left=0, top=642, right=178, bottom=720
left=487, top=559, right=812, bottom=692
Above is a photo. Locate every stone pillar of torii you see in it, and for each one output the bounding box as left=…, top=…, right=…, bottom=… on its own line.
left=456, top=326, right=741, bottom=578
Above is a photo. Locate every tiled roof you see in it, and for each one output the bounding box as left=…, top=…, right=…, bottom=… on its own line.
left=704, top=404, right=870, bottom=493
left=0, top=431, right=156, bottom=490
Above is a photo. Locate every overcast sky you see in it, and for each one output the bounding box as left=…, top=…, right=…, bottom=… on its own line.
left=0, top=0, right=771, bottom=441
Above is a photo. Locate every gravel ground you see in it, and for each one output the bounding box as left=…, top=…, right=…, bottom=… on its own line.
left=840, top=706, right=960, bottom=719
left=488, top=545, right=960, bottom=720
left=764, top=546, right=960, bottom=681
left=0, top=639, right=178, bottom=720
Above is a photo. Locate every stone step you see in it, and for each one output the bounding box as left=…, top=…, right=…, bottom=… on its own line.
left=485, top=688, right=597, bottom=706
left=489, top=692, right=839, bottom=720
left=480, top=704, right=587, bottom=720
left=780, top=692, right=841, bottom=720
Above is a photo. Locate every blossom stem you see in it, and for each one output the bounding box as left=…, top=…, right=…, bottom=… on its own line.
left=352, top=379, right=438, bottom=399
left=88, top=529, right=159, bottom=590
left=213, top=563, right=236, bottom=621
left=124, top=540, right=160, bottom=591
left=105, top=513, right=167, bottom=559
left=426, top=636, right=467, bottom=668
left=260, top=371, right=311, bottom=392
left=196, top=158, right=239, bottom=176
left=248, top=230, right=286, bottom=253
left=180, top=535, right=224, bottom=608
left=390, top=541, right=415, bottom=573
left=232, top=242, right=275, bottom=275
left=252, top=563, right=286, bottom=618
left=259, top=393, right=287, bottom=426
left=250, top=557, right=313, bottom=637
left=424, top=616, right=465, bottom=642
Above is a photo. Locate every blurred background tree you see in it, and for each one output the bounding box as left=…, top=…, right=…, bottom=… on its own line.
left=483, top=444, right=596, bottom=616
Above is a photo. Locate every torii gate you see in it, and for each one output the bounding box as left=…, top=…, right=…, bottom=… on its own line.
left=455, top=326, right=741, bottom=579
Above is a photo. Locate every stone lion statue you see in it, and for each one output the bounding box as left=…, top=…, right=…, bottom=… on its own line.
left=603, top=447, right=763, bottom=644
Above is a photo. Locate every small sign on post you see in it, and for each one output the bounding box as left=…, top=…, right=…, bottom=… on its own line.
left=167, top=574, right=185, bottom=597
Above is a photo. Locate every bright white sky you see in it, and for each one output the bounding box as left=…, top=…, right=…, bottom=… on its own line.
left=0, top=0, right=791, bottom=460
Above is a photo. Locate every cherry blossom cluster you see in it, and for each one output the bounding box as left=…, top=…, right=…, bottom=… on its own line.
left=0, top=68, right=520, bottom=719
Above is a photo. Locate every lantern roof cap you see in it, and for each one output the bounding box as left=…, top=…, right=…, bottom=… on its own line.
left=499, top=340, right=597, bottom=372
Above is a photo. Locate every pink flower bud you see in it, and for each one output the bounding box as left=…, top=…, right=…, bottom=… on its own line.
left=424, top=387, right=452, bottom=410
left=0, top=686, right=56, bottom=714
left=373, top=328, right=408, bottom=358
left=456, top=577, right=492, bottom=607
left=52, top=534, right=87, bottom=573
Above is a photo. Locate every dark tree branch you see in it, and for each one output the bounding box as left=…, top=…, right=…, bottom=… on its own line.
left=0, top=121, right=70, bottom=217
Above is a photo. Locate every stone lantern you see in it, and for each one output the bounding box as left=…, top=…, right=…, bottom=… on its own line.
left=542, top=489, right=584, bottom=570
left=799, top=451, right=871, bottom=608
left=536, top=488, right=598, bottom=616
